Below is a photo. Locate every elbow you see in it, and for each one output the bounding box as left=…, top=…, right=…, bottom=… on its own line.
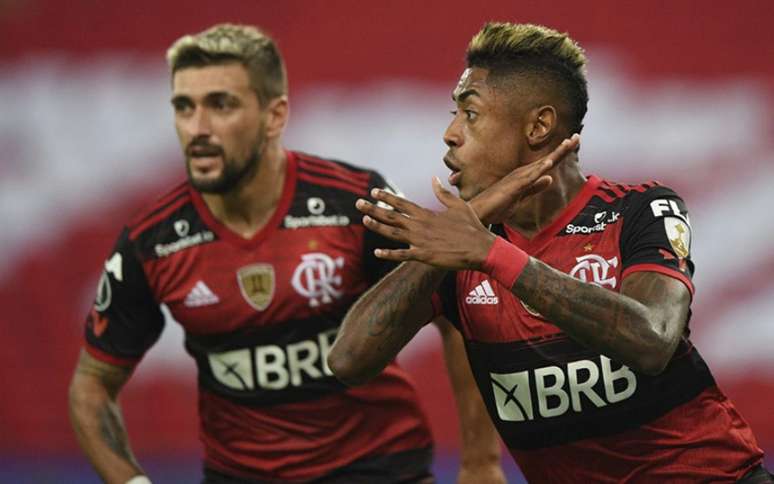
left=633, top=354, right=670, bottom=377
left=327, top=350, right=379, bottom=387
left=630, top=338, right=677, bottom=377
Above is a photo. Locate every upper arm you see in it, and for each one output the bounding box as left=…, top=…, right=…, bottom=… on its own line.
left=70, top=349, right=133, bottom=400
left=84, top=228, right=165, bottom=368
left=618, top=186, right=695, bottom=347
left=620, top=271, right=691, bottom=343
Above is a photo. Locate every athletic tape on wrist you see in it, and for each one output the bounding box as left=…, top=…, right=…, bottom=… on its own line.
left=481, top=236, right=529, bottom=289
left=125, top=476, right=151, bottom=484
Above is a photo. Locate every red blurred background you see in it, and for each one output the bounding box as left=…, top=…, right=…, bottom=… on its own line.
left=1, top=1, right=773, bottom=482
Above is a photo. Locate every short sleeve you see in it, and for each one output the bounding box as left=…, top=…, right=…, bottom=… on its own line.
left=619, top=187, right=695, bottom=295
left=84, top=228, right=165, bottom=367
left=432, top=272, right=461, bottom=329
left=362, top=171, right=408, bottom=284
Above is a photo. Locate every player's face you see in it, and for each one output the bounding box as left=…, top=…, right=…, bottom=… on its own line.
left=172, top=63, right=266, bottom=194
left=443, top=67, right=524, bottom=201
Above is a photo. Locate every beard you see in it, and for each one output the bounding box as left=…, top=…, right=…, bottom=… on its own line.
left=186, top=125, right=266, bottom=194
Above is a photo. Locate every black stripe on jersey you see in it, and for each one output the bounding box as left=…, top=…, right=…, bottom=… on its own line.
left=128, top=181, right=189, bottom=234
left=185, top=312, right=348, bottom=407
left=296, top=153, right=372, bottom=189
left=465, top=337, right=715, bottom=450
left=132, top=200, right=217, bottom=260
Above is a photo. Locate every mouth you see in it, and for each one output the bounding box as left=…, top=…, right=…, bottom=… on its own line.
left=443, top=155, right=462, bottom=186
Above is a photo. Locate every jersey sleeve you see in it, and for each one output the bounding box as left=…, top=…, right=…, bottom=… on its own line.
left=362, top=171, right=409, bottom=284
left=619, top=186, right=695, bottom=295
left=84, top=227, right=165, bottom=367
left=431, top=272, right=461, bottom=329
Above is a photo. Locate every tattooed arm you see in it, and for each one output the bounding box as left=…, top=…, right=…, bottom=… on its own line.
left=513, top=262, right=690, bottom=375
left=329, top=261, right=446, bottom=385
left=68, top=350, right=146, bottom=483
left=328, top=137, right=579, bottom=385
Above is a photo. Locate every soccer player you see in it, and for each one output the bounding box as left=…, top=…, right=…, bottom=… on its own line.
left=67, top=24, right=505, bottom=484
left=329, top=22, right=773, bottom=482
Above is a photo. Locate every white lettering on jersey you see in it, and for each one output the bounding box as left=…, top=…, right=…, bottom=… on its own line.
left=291, top=253, right=345, bottom=307
left=154, top=230, right=214, bottom=257
left=105, top=252, right=123, bottom=282
left=490, top=355, right=637, bottom=422
left=650, top=199, right=685, bottom=219
left=209, top=329, right=338, bottom=391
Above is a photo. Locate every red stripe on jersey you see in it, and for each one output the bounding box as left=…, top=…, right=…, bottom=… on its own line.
left=622, top=263, right=695, bottom=296
left=198, top=365, right=432, bottom=481
left=600, top=181, right=627, bottom=199
left=298, top=160, right=371, bottom=191
left=84, top=343, right=139, bottom=368
left=129, top=194, right=191, bottom=240
left=297, top=172, right=369, bottom=196
left=593, top=189, right=617, bottom=203
left=509, top=386, right=763, bottom=483
left=297, top=154, right=371, bottom=182
left=128, top=181, right=188, bottom=229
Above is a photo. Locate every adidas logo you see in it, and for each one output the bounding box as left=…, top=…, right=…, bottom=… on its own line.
left=184, top=281, right=220, bottom=307
left=466, top=280, right=499, bottom=305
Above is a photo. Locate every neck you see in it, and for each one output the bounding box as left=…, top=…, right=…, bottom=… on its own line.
left=505, top=154, right=586, bottom=238
left=201, top=141, right=287, bottom=239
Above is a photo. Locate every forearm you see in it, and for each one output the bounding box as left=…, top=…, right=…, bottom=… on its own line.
left=512, top=258, right=672, bottom=374
left=329, top=261, right=447, bottom=385
left=438, top=320, right=503, bottom=477
left=69, top=352, right=144, bottom=483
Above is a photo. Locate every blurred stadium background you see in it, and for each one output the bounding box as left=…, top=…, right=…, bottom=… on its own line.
left=1, top=1, right=773, bottom=482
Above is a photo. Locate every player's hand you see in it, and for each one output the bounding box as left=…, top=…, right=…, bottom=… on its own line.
left=356, top=134, right=580, bottom=269
left=470, top=133, right=580, bottom=225
left=457, top=463, right=507, bottom=484
left=357, top=177, right=495, bottom=270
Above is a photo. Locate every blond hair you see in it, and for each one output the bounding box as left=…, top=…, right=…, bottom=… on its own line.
left=167, top=23, right=287, bottom=105
left=467, top=22, right=588, bottom=134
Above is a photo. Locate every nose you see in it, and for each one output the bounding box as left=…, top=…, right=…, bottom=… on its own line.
left=192, top=107, right=213, bottom=136
left=180, top=106, right=212, bottom=138
left=443, top=118, right=461, bottom=148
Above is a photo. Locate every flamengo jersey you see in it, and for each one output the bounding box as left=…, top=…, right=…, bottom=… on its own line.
left=436, top=175, right=763, bottom=483
left=84, top=151, right=432, bottom=482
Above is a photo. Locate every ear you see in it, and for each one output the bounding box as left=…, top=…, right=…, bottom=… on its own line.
left=264, top=95, right=290, bottom=139
left=523, top=105, right=557, bottom=148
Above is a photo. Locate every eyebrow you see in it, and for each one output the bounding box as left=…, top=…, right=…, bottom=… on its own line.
left=452, top=88, right=480, bottom=103
left=171, top=91, right=236, bottom=104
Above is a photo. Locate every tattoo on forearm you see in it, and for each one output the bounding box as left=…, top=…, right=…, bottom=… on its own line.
left=98, top=403, right=133, bottom=462
left=363, top=263, right=444, bottom=340
left=513, top=260, right=676, bottom=365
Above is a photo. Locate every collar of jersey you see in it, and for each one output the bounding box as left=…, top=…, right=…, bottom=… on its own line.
left=503, top=175, right=602, bottom=253
left=188, top=150, right=298, bottom=249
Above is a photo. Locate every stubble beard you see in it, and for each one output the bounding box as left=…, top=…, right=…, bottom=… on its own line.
left=187, top=125, right=266, bottom=195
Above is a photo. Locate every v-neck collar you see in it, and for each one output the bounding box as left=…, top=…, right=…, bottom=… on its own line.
left=503, top=175, right=601, bottom=252
left=190, top=150, right=297, bottom=250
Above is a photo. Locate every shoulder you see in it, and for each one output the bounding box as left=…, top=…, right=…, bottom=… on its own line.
left=122, top=180, right=212, bottom=259
left=593, top=177, right=687, bottom=218
left=293, top=151, right=392, bottom=197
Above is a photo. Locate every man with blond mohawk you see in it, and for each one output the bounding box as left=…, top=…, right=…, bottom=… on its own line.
left=330, top=22, right=772, bottom=482
left=67, top=23, right=506, bottom=484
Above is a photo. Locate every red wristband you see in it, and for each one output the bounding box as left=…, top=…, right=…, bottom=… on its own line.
left=481, top=236, right=530, bottom=288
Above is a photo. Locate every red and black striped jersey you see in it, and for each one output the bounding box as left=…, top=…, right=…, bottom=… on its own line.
left=435, top=175, right=763, bottom=483
left=83, top=151, right=432, bottom=482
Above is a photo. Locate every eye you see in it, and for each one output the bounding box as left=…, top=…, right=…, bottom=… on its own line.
left=172, top=100, right=193, bottom=115
left=464, top=110, right=478, bottom=121
left=450, top=109, right=458, bottom=116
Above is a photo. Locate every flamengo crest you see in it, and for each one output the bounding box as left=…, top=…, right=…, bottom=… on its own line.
left=291, top=252, right=344, bottom=307
left=237, top=264, right=275, bottom=311
left=569, top=254, right=619, bottom=288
